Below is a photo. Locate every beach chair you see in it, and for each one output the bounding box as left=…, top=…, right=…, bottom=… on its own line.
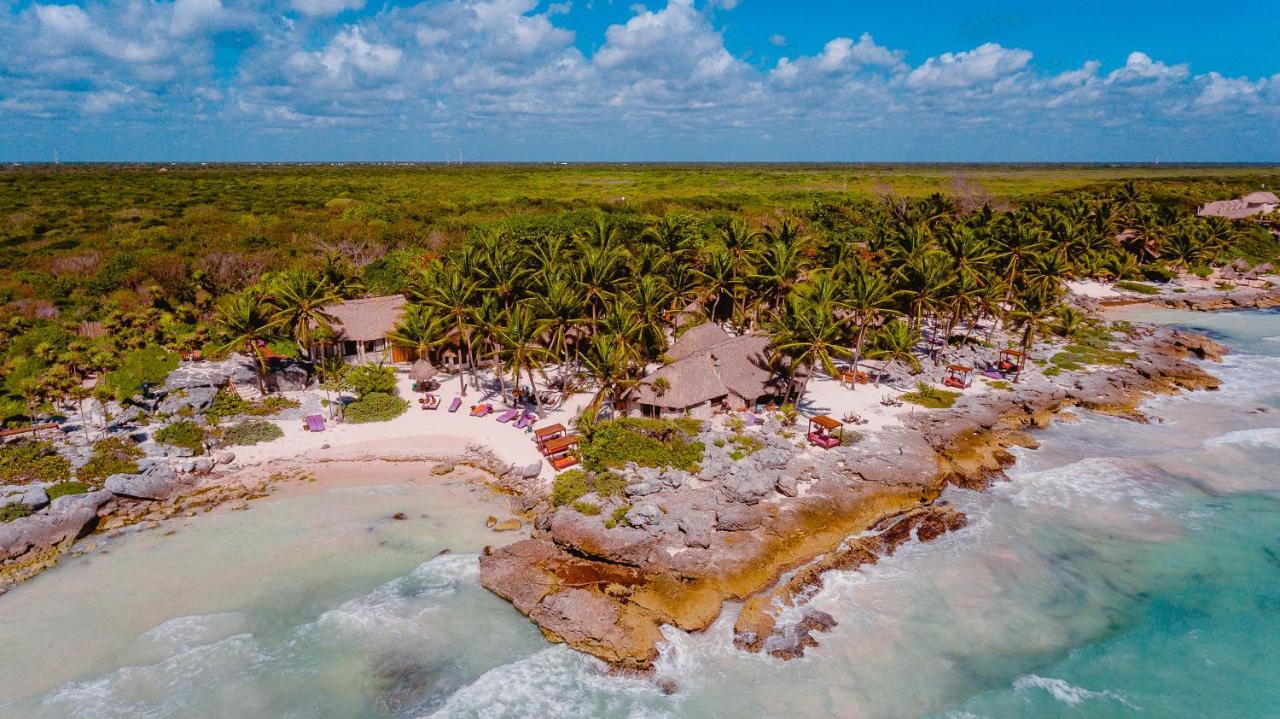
left=514, top=413, right=534, bottom=430
left=471, top=403, right=493, bottom=417
left=550, top=453, right=579, bottom=471
left=448, top=397, right=462, bottom=413
left=495, top=409, right=518, bottom=423
left=304, top=414, right=325, bottom=432
left=420, top=394, right=440, bottom=410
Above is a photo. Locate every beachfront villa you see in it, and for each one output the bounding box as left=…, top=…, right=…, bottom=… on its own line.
left=1198, top=191, right=1279, bottom=220
left=631, top=323, right=781, bottom=418
left=309, top=294, right=411, bottom=364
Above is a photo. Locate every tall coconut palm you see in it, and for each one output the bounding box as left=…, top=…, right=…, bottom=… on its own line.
left=768, top=299, right=850, bottom=407
left=865, top=320, right=922, bottom=387
left=389, top=304, right=447, bottom=364
left=1008, top=287, right=1059, bottom=381
left=498, top=305, right=553, bottom=412
left=419, top=267, right=480, bottom=395
left=579, top=333, right=638, bottom=421
left=217, top=290, right=274, bottom=395
left=535, top=278, right=587, bottom=386
left=842, top=264, right=898, bottom=390
left=268, top=268, right=340, bottom=357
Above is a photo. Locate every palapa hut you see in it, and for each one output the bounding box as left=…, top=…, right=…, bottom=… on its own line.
left=310, top=294, right=409, bottom=363
left=1198, top=191, right=1279, bottom=220
left=631, top=324, right=782, bottom=418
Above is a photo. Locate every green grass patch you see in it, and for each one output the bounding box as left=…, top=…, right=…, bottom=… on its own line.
left=221, top=419, right=284, bottom=446
left=580, top=417, right=704, bottom=473
left=1114, top=280, right=1160, bottom=295
left=155, top=421, right=205, bottom=455
left=900, top=382, right=961, bottom=409
left=1, top=503, right=30, bottom=523
left=727, top=432, right=763, bottom=461
left=551, top=468, right=628, bottom=507
left=77, top=437, right=145, bottom=484
left=604, top=503, right=632, bottom=530
left=984, top=380, right=1012, bottom=391
left=204, top=390, right=301, bottom=424
left=46, top=481, right=90, bottom=500
left=343, top=393, right=408, bottom=423
left=0, top=441, right=72, bottom=484
left=572, top=500, right=602, bottom=516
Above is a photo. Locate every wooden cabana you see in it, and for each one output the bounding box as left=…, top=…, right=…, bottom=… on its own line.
left=807, top=415, right=843, bottom=449
left=997, top=349, right=1024, bottom=376
left=542, top=434, right=581, bottom=470
left=944, top=364, right=974, bottom=390
left=533, top=423, right=566, bottom=448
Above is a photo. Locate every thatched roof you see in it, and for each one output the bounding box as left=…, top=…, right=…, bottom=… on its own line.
left=408, top=358, right=437, bottom=381
left=668, top=323, right=731, bottom=361
left=1243, top=191, right=1279, bottom=205
left=323, top=295, right=406, bottom=342
left=633, top=326, right=779, bottom=409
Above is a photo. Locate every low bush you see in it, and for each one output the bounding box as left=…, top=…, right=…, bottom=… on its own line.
left=46, top=481, right=90, bottom=500
left=551, top=469, right=628, bottom=507
left=901, top=382, right=961, bottom=409
left=77, top=437, right=144, bottom=483
left=0, top=441, right=72, bottom=484
left=1, top=503, right=30, bottom=523
left=572, top=500, right=601, bottom=516
left=344, top=393, right=408, bottom=423
left=1142, top=265, right=1176, bottom=282
left=348, top=363, right=398, bottom=398
left=205, top=390, right=301, bottom=424
left=1114, top=280, right=1160, bottom=295
left=222, top=419, right=284, bottom=446
left=581, top=418, right=704, bottom=473
left=604, top=503, right=632, bottom=530
left=727, top=432, right=763, bottom=461
left=155, top=421, right=205, bottom=455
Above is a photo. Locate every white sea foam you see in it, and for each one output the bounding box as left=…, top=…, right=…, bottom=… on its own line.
left=423, top=646, right=669, bottom=719
left=313, top=553, right=479, bottom=639
left=137, top=613, right=248, bottom=654
left=1012, top=674, right=1135, bottom=709
left=1205, top=427, right=1280, bottom=449
left=1000, top=456, right=1166, bottom=513
left=38, top=634, right=269, bottom=718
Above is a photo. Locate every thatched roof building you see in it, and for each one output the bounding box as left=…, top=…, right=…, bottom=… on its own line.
left=633, top=325, right=781, bottom=417
left=1198, top=191, right=1278, bottom=220
left=323, top=295, right=407, bottom=341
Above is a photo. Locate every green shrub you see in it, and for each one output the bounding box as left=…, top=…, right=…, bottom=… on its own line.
left=901, top=382, right=961, bottom=409
left=77, top=437, right=144, bottom=483
left=344, top=393, right=408, bottom=423
left=551, top=469, right=628, bottom=507
left=604, top=503, right=632, bottom=530
left=0, top=441, right=72, bottom=484
left=841, top=431, right=865, bottom=446
left=581, top=418, right=704, bottom=473
left=46, top=481, right=90, bottom=500
left=1, top=503, right=30, bottom=523
left=348, top=363, right=397, bottom=398
left=1142, top=265, right=1176, bottom=282
left=155, top=421, right=205, bottom=455
left=203, top=389, right=249, bottom=424
left=727, top=432, right=763, bottom=461
left=102, top=346, right=179, bottom=403
left=1190, top=265, right=1213, bottom=279
left=221, top=419, right=284, bottom=446
left=572, top=500, right=601, bottom=516
left=251, top=396, right=300, bottom=416
left=1114, top=280, right=1160, bottom=295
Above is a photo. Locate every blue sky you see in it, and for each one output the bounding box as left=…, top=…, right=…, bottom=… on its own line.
left=1, top=0, right=1278, bottom=162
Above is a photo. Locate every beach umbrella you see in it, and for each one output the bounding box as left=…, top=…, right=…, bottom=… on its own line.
left=409, top=358, right=438, bottom=382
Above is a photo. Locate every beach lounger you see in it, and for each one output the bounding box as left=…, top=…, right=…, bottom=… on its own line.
left=420, top=394, right=440, bottom=410
left=304, top=414, right=325, bottom=432
left=514, top=413, right=534, bottom=430
left=550, top=453, right=579, bottom=471
left=471, top=403, right=493, bottom=417
left=495, top=409, right=518, bottom=423
left=448, top=397, right=462, bottom=413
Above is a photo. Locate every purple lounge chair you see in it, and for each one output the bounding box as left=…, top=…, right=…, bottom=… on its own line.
left=496, top=409, right=519, bottom=423
left=514, top=413, right=535, bottom=430
left=305, top=414, right=325, bottom=432
left=448, top=397, right=462, bottom=413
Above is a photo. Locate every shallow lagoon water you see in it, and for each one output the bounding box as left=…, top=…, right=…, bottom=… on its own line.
left=2, top=310, right=1278, bottom=718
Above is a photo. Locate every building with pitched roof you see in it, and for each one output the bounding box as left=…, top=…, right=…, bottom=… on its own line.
left=311, top=294, right=409, bottom=363
left=631, top=324, right=782, bottom=418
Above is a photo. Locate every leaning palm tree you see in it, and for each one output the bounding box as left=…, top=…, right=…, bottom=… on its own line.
left=579, top=333, right=638, bottom=421
left=419, top=267, right=479, bottom=395
left=217, top=291, right=274, bottom=395
left=267, top=268, right=340, bottom=357
left=865, top=320, right=922, bottom=387
left=768, top=299, right=850, bottom=407
left=498, top=305, right=553, bottom=412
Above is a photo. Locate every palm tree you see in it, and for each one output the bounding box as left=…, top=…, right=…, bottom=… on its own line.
left=842, top=265, right=898, bottom=390
left=389, top=304, right=447, bottom=363
left=316, top=356, right=351, bottom=419
left=537, top=278, right=588, bottom=386
left=579, top=334, right=637, bottom=421
left=268, top=268, right=340, bottom=357
left=1008, top=287, right=1059, bottom=381
left=695, top=248, right=739, bottom=326
left=865, top=320, right=921, bottom=387
left=419, top=267, right=479, bottom=395
left=217, top=291, right=274, bottom=395
left=469, top=296, right=507, bottom=398
left=768, top=299, right=850, bottom=406
left=750, top=239, right=809, bottom=323
left=575, top=244, right=623, bottom=327
left=498, top=305, right=552, bottom=412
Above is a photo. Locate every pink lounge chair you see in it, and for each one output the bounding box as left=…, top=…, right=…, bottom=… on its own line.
left=304, top=414, right=325, bottom=432
left=514, top=413, right=535, bottom=430
left=448, top=397, right=462, bottom=413
left=495, top=409, right=519, bottom=423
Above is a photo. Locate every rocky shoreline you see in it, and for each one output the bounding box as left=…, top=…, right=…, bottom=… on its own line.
left=479, top=323, right=1227, bottom=670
